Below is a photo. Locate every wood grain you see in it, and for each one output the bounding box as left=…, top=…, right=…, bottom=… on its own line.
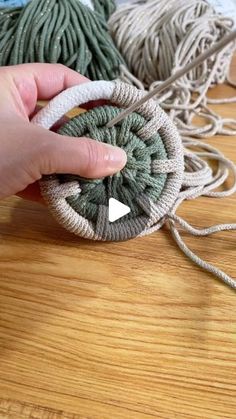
left=0, top=61, right=235, bottom=418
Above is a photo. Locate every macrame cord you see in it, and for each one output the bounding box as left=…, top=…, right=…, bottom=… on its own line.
left=0, top=0, right=122, bottom=80
left=109, top=0, right=236, bottom=138
left=32, top=80, right=236, bottom=290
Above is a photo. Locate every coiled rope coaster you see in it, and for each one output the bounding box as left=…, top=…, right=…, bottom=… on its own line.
left=32, top=81, right=236, bottom=290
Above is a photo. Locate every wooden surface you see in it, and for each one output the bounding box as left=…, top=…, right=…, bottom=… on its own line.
left=0, top=64, right=236, bottom=419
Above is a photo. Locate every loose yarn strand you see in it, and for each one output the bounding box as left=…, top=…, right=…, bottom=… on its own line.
left=139, top=135, right=236, bottom=289
left=168, top=217, right=236, bottom=290
left=167, top=137, right=236, bottom=288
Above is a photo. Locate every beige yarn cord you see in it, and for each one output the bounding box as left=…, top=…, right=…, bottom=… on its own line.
left=109, top=0, right=236, bottom=138
left=169, top=139, right=236, bottom=290
left=32, top=81, right=236, bottom=290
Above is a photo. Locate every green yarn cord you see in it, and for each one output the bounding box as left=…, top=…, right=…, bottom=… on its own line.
left=0, top=0, right=123, bottom=80
left=58, top=105, right=168, bottom=222
left=93, top=0, right=116, bottom=21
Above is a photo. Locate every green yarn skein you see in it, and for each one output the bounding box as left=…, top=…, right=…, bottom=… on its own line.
left=58, top=105, right=168, bottom=222
left=0, top=0, right=123, bottom=80
left=93, top=0, right=115, bottom=21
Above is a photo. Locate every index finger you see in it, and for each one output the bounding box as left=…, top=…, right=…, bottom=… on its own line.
left=1, top=63, right=89, bottom=116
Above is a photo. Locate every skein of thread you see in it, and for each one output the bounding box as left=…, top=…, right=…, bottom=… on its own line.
left=109, top=0, right=236, bottom=137
left=0, top=0, right=124, bottom=80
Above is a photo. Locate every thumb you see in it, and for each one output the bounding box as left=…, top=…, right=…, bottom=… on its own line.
left=40, top=132, right=127, bottom=178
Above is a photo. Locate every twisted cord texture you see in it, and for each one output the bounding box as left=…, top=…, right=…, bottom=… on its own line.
left=109, top=0, right=236, bottom=138
left=0, top=0, right=122, bottom=79
left=32, top=81, right=236, bottom=290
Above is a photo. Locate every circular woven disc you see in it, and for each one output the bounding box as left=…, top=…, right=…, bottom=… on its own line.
left=32, top=81, right=184, bottom=241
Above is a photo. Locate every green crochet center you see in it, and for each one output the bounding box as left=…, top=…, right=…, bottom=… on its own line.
left=58, top=105, right=168, bottom=222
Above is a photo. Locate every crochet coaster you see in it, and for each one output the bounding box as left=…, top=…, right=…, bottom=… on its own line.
left=32, top=80, right=184, bottom=241
left=32, top=80, right=236, bottom=289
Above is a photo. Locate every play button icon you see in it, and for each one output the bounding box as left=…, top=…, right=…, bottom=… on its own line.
left=108, top=198, right=131, bottom=222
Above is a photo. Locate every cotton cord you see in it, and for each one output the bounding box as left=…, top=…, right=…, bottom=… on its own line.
left=58, top=106, right=168, bottom=223
left=32, top=80, right=184, bottom=241
left=0, top=0, right=123, bottom=80
left=32, top=80, right=236, bottom=290
left=109, top=0, right=236, bottom=138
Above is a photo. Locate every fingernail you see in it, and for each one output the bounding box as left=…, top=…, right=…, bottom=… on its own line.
left=105, top=145, right=127, bottom=170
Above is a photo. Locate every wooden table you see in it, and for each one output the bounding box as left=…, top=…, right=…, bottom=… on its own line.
left=0, top=65, right=235, bottom=418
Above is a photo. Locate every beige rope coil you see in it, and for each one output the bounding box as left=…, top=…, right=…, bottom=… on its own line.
left=32, top=80, right=236, bottom=290
left=109, top=0, right=236, bottom=138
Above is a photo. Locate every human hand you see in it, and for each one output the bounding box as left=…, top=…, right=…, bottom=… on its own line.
left=0, top=63, right=126, bottom=202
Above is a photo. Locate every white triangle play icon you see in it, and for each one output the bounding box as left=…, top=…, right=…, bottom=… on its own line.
left=108, top=198, right=130, bottom=222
